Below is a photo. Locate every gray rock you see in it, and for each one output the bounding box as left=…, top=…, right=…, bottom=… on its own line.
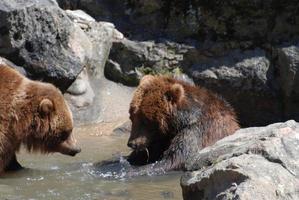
left=104, top=38, right=192, bottom=86
left=65, top=67, right=95, bottom=108
left=185, top=48, right=282, bottom=127
left=85, top=21, right=123, bottom=78
left=0, top=0, right=92, bottom=91
left=65, top=71, right=134, bottom=126
left=188, top=49, right=270, bottom=91
left=56, top=0, right=299, bottom=127
left=274, top=43, right=299, bottom=120
left=57, top=0, right=111, bottom=18
left=65, top=9, right=95, bottom=23
left=112, top=120, right=131, bottom=135
left=64, top=10, right=130, bottom=125
left=181, top=120, right=299, bottom=200
left=105, top=59, right=140, bottom=86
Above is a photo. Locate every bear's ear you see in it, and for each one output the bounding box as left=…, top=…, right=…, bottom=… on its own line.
left=39, top=99, right=54, bottom=116
left=139, top=75, right=154, bottom=87
left=165, top=83, right=185, bottom=104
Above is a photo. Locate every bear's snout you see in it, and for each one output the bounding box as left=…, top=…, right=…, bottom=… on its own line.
left=57, top=142, right=81, bottom=156
left=66, top=146, right=81, bottom=156
left=127, top=136, right=148, bottom=150
left=56, top=134, right=81, bottom=156
left=127, top=140, right=137, bottom=149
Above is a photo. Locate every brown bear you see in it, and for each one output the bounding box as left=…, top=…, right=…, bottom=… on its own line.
left=0, top=64, right=81, bottom=173
left=126, top=75, right=240, bottom=174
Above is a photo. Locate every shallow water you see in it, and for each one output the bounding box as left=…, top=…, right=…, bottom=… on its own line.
left=0, top=125, right=182, bottom=200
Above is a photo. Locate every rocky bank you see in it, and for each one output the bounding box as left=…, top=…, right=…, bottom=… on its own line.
left=181, top=120, right=299, bottom=200
left=57, top=0, right=299, bottom=127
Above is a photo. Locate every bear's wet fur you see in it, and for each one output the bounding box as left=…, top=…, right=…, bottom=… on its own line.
left=0, top=64, right=81, bottom=173
left=127, top=75, right=240, bottom=172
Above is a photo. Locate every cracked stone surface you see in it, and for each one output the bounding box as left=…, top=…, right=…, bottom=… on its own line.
left=181, top=120, right=299, bottom=200
left=0, top=0, right=92, bottom=91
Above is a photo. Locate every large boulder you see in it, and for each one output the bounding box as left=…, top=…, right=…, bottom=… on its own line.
left=273, top=43, right=299, bottom=121
left=184, top=48, right=281, bottom=127
left=104, top=38, right=192, bottom=86
left=181, top=120, right=299, bottom=200
left=0, top=0, right=92, bottom=91
left=63, top=9, right=133, bottom=125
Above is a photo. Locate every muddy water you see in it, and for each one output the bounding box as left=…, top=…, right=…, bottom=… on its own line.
left=0, top=124, right=182, bottom=200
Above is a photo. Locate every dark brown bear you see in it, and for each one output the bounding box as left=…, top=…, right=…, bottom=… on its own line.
left=0, top=64, right=81, bottom=173
left=126, top=75, right=239, bottom=173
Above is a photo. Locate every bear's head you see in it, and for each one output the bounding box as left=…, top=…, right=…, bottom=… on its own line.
left=127, top=75, right=186, bottom=163
left=21, top=82, right=81, bottom=156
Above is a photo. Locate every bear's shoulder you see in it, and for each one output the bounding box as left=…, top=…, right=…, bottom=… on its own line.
left=0, top=64, right=24, bottom=86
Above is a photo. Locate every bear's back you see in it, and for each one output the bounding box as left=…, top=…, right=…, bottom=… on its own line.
left=0, top=64, right=24, bottom=93
left=0, top=65, right=25, bottom=107
left=182, top=82, right=239, bottom=147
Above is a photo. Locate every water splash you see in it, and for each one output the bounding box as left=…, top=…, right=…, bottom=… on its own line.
left=92, top=155, right=169, bottom=179
left=26, top=176, right=44, bottom=181
left=92, top=155, right=133, bottom=179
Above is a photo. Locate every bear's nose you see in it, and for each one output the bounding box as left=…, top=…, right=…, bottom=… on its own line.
left=127, top=141, right=137, bottom=149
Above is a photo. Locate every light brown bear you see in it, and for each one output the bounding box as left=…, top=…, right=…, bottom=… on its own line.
left=126, top=75, right=240, bottom=174
left=0, top=64, right=81, bottom=173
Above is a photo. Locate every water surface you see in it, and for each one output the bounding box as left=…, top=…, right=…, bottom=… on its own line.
left=0, top=124, right=182, bottom=200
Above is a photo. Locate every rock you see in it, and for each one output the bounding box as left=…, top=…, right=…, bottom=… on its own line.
left=181, top=120, right=299, bottom=200
left=0, top=0, right=92, bottom=91
left=57, top=0, right=299, bottom=43
left=56, top=0, right=299, bottom=127
left=64, top=9, right=131, bottom=125
left=57, top=0, right=107, bottom=18
left=65, top=9, right=95, bottom=23
left=65, top=67, right=95, bottom=109
left=65, top=9, right=123, bottom=78
left=104, top=38, right=193, bottom=86
left=274, top=43, right=299, bottom=120
left=112, top=120, right=131, bottom=135
left=25, top=1, right=299, bottom=127
left=105, top=59, right=140, bottom=86
left=85, top=21, right=123, bottom=78
left=184, top=48, right=281, bottom=127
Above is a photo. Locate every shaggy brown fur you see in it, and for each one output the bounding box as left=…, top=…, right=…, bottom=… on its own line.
left=127, top=75, right=240, bottom=172
left=0, top=64, right=81, bottom=173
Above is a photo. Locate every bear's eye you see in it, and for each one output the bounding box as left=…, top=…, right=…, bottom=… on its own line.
left=60, top=131, right=70, bottom=141
left=164, top=92, right=172, bottom=102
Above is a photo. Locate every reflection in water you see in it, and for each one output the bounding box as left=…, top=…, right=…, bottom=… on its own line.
left=0, top=125, right=182, bottom=200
